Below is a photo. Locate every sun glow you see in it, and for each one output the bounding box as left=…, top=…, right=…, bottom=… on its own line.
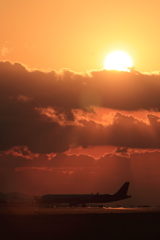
left=104, top=51, right=133, bottom=71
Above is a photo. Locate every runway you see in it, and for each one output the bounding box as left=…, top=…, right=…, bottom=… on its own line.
left=1, top=206, right=160, bottom=240
left=1, top=205, right=160, bottom=215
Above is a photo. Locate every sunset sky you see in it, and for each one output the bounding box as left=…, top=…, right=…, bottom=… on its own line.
left=1, top=0, right=160, bottom=206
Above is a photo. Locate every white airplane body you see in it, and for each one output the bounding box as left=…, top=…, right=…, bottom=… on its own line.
left=38, top=182, right=131, bottom=207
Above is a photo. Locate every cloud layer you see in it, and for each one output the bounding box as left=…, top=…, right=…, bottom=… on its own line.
left=1, top=61, right=160, bottom=153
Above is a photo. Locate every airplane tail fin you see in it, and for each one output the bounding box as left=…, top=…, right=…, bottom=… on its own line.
left=114, top=182, right=130, bottom=196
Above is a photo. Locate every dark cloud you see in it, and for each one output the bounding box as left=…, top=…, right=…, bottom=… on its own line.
left=114, top=147, right=131, bottom=158
left=1, top=61, right=160, bottom=153
left=1, top=61, right=160, bottom=113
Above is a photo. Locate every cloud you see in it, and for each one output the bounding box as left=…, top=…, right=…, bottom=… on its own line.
left=114, top=147, right=131, bottom=158
left=1, top=111, right=160, bottom=153
left=5, top=146, right=39, bottom=159
left=1, top=61, right=160, bottom=153
left=1, top=61, right=160, bottom=113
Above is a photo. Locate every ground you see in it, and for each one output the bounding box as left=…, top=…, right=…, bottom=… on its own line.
left=0, top=206, right=160, bottom=240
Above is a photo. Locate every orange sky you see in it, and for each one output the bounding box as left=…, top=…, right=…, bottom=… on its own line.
left=1, top=0, right=160, bottom=72
left=1, top=0, right=160, bottom=206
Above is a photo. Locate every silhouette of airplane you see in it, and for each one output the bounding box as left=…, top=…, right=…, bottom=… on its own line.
left=38, top=182, right=131, bottom=207
left=37, top=182, right=131, bottom=207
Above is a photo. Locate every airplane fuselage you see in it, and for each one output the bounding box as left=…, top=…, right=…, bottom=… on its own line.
left=39, top=193, right=130, bottom=206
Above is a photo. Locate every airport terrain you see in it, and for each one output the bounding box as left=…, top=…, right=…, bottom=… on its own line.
left=1, top=206, right=160, bottom=240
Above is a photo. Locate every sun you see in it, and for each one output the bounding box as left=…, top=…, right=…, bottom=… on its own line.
left=104, top=51, right=133, bottom=71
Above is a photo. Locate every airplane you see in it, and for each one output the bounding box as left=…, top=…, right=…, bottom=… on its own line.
left=38, top=182, right=131, bottom=207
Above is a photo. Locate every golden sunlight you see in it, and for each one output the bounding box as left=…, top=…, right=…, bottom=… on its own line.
left=104, top=51, right=133, bottom=71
